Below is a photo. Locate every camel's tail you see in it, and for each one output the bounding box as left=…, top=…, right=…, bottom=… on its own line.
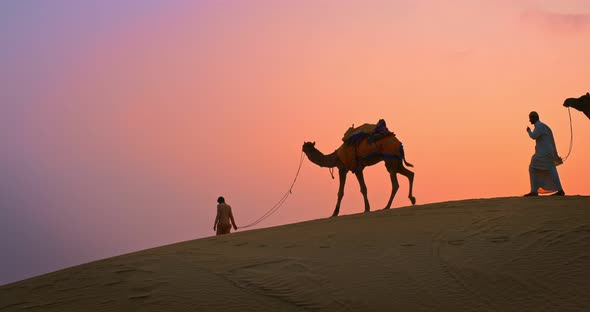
left=400, top=145, right=414, bottom=168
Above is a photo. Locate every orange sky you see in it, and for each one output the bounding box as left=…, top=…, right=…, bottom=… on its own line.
left=1, top=0, right=589, bottom=284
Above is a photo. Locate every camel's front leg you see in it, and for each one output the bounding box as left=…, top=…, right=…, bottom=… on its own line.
left=332, top=168, right=347, bottom=217
left=355, top=169, right=370, bottom=212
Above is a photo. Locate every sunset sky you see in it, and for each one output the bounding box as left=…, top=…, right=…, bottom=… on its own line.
left=1, top=0, right=589, bottom=285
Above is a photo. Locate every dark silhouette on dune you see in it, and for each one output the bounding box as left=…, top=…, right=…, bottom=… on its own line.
left=563, top=92, right=590, bottom=120
left=302, top=132, right=415, bottom=217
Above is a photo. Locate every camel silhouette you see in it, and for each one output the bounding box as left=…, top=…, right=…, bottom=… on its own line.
left=302, top=136, right=415, bottom=217
left=563, top=92, right=590, bottom=120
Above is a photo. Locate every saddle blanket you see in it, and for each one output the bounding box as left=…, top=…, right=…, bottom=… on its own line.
left=337, top=134, right=402, bottom=173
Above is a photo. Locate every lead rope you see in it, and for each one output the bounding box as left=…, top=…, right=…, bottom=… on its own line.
left=561, top=107, right=574, bottom=162
left=238, top=151, right=305, bottom=229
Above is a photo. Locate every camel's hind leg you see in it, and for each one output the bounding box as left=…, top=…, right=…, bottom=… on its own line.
left=398, top=163, right=416, bottom=205
left=383, top=159, right=416, bottom=209
left=383, top=159, right=400, bottom=209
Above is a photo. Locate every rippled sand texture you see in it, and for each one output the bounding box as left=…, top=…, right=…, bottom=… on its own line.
left=1, top=196, right=589, bottom=312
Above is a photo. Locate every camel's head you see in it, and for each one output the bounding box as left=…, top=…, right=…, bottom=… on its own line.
left=302, top=141, right=316, bottom=154
left=563, top=92, right=590, bottom=110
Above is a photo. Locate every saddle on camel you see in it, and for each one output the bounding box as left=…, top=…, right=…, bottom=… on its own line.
left=339, top=119, right=404, bottom=173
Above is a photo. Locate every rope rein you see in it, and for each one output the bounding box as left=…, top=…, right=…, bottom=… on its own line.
left=238, top=108, right=574, bottom=229
left=561, top=107, right=574, bottom=162
left=238, top=151, right=305, bottom=229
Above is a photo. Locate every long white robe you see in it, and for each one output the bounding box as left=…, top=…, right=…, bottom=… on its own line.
left=528, top=120, right=558, bottom=170
left=527, top=120, right=562, bottom=193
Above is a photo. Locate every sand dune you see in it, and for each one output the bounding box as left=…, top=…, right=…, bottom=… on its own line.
left=1, top=196, right=589, bottom=311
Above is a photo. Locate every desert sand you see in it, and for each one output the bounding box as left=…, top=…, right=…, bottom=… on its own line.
left=1, top=196, right=589, bottom=312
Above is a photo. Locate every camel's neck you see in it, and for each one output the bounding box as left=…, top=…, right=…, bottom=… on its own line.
left=304, top=147, right=339, bottom=168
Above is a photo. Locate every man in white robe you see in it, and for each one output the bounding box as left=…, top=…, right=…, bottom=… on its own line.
left=524, top=111, right=565, bottom=196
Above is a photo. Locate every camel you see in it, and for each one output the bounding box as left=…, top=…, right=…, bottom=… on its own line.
left=302, top=136, right=415, bottom=217
left=563, top=92, right=590, bottom=120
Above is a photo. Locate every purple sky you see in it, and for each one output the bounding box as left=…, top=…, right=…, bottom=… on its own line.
left=2, top=0, right=589, bottom=285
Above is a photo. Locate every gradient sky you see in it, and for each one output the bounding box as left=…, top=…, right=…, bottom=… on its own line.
left=1, top=0, right=589, bottom=285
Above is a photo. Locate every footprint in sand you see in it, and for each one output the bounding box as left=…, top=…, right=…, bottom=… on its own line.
left=227, top=258, right=348, bottom=310
left=537, top=229, right=553, bottom=234
left=447, top=239, right=464, bottom=246
left=30, top=284, right=53, bottom=294
left=129, top=293, right=151, bottom=300
left=129, top=286, right=154, bottom=300
left=114, top=268, right=137, bottom=274
left=103, top=280, right=124, bottom=286
left=490, top=236, right=509, bottom=243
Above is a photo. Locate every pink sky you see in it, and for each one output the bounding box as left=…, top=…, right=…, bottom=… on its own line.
left=1, top=0, right=589, bottom=285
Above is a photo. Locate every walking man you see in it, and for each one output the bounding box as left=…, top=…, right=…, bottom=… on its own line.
left=524, top=111, right=565, bottom=196
left=213, top=196, right=238, bottom=235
